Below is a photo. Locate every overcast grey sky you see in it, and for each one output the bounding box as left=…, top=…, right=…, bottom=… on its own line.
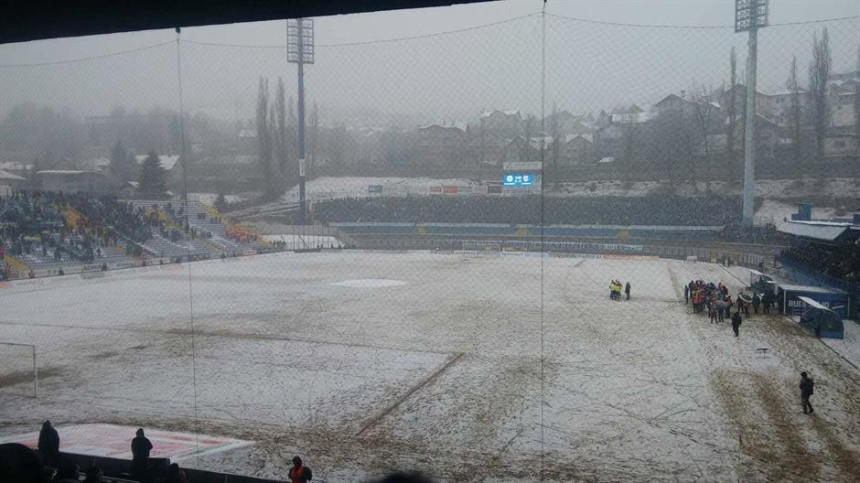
left=1, top=0, right=858, bottom=125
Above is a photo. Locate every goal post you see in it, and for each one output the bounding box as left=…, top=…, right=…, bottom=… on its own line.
left=0, top=342, right=37, bottom=398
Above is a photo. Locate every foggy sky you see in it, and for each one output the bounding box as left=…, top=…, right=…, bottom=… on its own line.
left=1, top=0, right=858, bottom=126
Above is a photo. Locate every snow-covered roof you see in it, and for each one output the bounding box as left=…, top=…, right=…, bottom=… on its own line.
left=777, top=221, right=848, bottom=241
left=502, top=161, right=542, bottom=171
left=564, top=133, right=593, bottom=144
left=0, top=169, right=26, bottom=181
left=779, top=284, right=847, bottom=295
left=480, top=109, right=520, bottom=118
left=417, top=123, right=465, bottom=132
left=797, top=296, right=830, bottom=311
left=598, top=157, right=615, bottom=163
left=135, top=154, right=181, bottom=170
left=35, top=170, right=88, bottom=175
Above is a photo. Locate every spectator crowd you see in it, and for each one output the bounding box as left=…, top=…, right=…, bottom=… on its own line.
left=312, top=195, right=742, bottom=226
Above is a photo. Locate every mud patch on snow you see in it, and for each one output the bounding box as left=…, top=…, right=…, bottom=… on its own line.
left=0, top=366, right=62, bottom=389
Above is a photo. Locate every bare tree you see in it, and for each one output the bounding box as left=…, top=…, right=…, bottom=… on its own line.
left=255, top=77, right=274, bottom=198
left=522, top=115, right=535, bottom=162
left=808, top=28, right=831, bottom=165
left=309, top=101, right=319, bottom=179
left=274, top=77, right=287, bottom=184
left=549, top=104, right=560, bottom=187
left=478, top=111, right=485, bottom=183
left=691, top=83, right=718, bottom=159
left=786, top=56, right=803, bottom=165
left=855, top=45, right=860, bottom=152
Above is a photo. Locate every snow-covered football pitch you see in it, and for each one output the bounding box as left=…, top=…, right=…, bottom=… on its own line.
left=1, top=251, right=857, bottom=482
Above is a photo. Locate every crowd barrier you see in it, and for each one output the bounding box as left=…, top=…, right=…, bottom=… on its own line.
left=61, top=452, right=276, bottom=483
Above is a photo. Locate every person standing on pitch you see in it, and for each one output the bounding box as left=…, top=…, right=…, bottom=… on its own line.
left=288, top=456, right=312, bottom=483
left=38, top=420, right=60, bottom=468
left=684, top=284, right=689, bottom=304
left=800, top=372, right=815, bottom=414
left=625, top=282, right=631, bottom=300
left=731, top=310, right=742, bottom=337
left=131, top=428, right=153, bottom=481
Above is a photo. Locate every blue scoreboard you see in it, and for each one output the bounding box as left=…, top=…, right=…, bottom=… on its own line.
left=503, top=173, right=534, bottom=187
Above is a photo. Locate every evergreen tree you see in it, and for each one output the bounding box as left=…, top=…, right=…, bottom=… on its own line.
left=138, top=151, right=166, bottom=198
left=214, top=192, right=227, bottom=212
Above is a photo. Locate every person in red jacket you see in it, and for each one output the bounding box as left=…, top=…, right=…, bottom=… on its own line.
left=288, top=456, right=312, bottom=483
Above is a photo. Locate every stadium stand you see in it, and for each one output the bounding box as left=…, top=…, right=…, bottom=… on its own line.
left=0, top=191, right=267, bottom=279
left=312, top=195, right=742, bottom=226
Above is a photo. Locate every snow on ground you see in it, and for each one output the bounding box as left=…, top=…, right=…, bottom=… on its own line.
left=283, top=177, right=480, bottom=202
left=0, top=252, right=857, bottom=482
left=822, top=320, right=860, bottom=369
left=754, top=200, right=839, bottom=228
left=188, top=193, right=247, bottom=205
left=261, top=234, right=344, bottom=250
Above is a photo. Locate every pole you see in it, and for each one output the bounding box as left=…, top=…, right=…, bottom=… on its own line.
left=742, top=27, right=758, bottom=227
left=33, top=346, right=37, bottom=398
left=297, top=20, right=308, bottom=225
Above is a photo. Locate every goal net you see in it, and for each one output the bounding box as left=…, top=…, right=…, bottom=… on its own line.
left=0, top=342, right=37, bottom=397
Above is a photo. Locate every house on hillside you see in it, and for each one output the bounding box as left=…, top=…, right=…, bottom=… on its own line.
left=501, top=136, right=541, bottom=165
left=415, top=124, right=466, bottom=167
left=32, top=170, right=117, bottom=195
left=824, top=132, right=858, bottom=158
left=0, top=169, right=26, bottom=197
left=721, top=84, right=813, bottom=128
left=556, top=134, right=593, bottom=166
left=478, top=110, right=523, bottom=138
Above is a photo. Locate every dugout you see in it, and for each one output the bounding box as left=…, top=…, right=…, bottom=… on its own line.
left=749, top=269, right=777, bottom=296
left=777, top=283, right=850, bottom=318
left=798, top=296, right=844, bottom=339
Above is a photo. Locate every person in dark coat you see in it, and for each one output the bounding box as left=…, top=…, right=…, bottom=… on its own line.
left=625, top=282, right=631, bottom=300
left=800, top=372, right=815, bottom=414
left=684, top=284, right=689, bottom=304
left=165, top=463, right=187, bottom=483
left=131, top=428, right=153, bottom=480
left=288, top=456, right=312, bottom=483
left=752, top=293, right=761, bottom=314
left=762, top=292, right=771, bottom=314
left=731, top=311, right=742, bottom=337
left=37, top=420, right=59, bottom=468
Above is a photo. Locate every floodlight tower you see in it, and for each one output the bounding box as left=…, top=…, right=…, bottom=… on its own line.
left=736, top=0, right=769, bottom=228
left=288, top=18, right=314, bottom=225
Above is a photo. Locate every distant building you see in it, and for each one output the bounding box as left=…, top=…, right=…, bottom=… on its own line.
left=415, top=124, right=465, bottom=167
left=33, top=170, right=116, bottom=195
left=478, top=110, right=523, bottom=138
left=824, top=132, right=858, bottom=158
left=0, top=169, right=26, bottom=197
left=557, top=134, right=593, bottom=166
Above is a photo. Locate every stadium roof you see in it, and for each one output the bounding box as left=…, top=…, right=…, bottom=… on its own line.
left=1, top=1, right=492, bottom=44
left=779, top=284, right=847, bottom=295
left=777, top=220, right=851, bottom=242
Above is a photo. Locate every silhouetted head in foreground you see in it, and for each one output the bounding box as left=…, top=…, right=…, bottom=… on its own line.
left=292, top=456, right=302, bottom=468
left=0, top=443, right=48, bottom=483
left=136, top=428, right=145, bottom=437
left=371, top=471, right=437, bottom=483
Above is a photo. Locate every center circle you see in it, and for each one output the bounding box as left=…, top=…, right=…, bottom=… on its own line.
left=331, top=279, right=407, bottom=288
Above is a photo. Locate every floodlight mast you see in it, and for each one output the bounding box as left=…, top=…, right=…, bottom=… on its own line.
left=288, top=18, right=314, bottom=225
left=736, top=0, right=768, bottom=228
